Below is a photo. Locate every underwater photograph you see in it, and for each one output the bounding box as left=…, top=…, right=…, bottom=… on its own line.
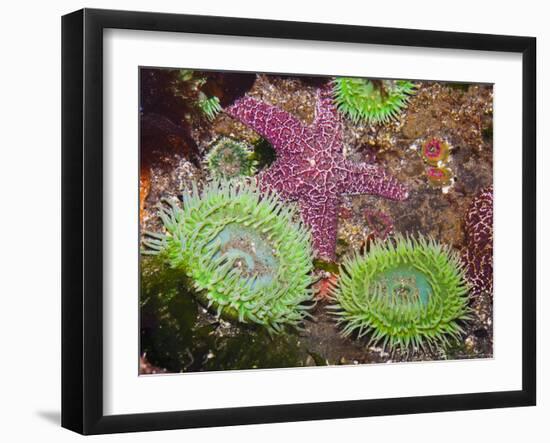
left=139, top=68, right=493, bottom=375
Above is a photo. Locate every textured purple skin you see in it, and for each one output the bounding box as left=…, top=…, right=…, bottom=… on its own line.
left=462, top=186, right=493, bottom=297
left=225, top=84, right=409, bottom=260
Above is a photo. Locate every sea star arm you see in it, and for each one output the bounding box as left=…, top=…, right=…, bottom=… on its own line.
left=339, top=161, right=409, bottom=201
left=225, top=96, right=308, bottom=155
left=256, top=163, right=301, bottom=201
left=299, top=195, right=340, bottom=262
left=312, top=83, right=342, bottom=150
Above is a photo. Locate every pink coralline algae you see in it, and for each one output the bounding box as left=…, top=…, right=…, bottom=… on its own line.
left=225, top=84, right=409, bottom=261
left=364, top=209, right=394, bottom=242
left=462, top=186, right=493, bottom=296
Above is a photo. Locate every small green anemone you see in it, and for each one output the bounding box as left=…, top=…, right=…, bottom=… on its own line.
left=330, top=235, right=470, bottom=351
left=197, top=92, right=222, bottom=121
left=143, top=180, right=315, bottom=334
left=205, top=137, right=257, bottom=180
left=332, top=77, right=417, bottom=125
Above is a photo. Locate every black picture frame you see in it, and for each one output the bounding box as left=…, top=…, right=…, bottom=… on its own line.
left=61, top=8, right=536, bottom=435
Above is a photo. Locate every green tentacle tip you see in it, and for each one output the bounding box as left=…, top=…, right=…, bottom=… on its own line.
left=205, top=137, right=257, bottom=180
left=331, top=77, right=417, bottom=125
left=331, top=234, right=470, bottom=352
left=143, top=180, right=315, bottom=334
left=198, top=92, right=222, bottom=121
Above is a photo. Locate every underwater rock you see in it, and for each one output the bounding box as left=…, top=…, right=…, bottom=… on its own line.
left=141, top=154, right=204, bottom=234
left=209, top=71, right=260, bottom=108
left=402, top=83, right=493, bottom=154
left=143, top=180, right=315, bottom=334
left=141, top=68, right=236, bottom=166
left=330, top=235, right=470, bottom=352
left=364, top=209, right=394, bottom=242
left=225, top=83, right=409, bottom=261
left=140, top=112, right=201, bottom=167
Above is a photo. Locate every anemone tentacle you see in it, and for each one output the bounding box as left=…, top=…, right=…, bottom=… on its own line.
left=198, top=93, right=222, bottom=121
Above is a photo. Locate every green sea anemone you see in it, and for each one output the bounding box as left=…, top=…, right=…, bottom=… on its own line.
left=332, top=77, right=417, bottom=125
left=198, top=92, right=222, bottom=121
left=204, top=137, right=257, bottom=179
left=330, top=235, right=470, bottom=351
left=143, top=180, right=315, bottom=334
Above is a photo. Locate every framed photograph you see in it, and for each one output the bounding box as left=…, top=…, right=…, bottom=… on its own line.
left=62, top=8, right=536, bottom=435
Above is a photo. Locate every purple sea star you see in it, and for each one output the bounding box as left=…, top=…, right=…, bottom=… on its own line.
left=225, top=83, right=409, bottom=261
left=461, top=186, right=493, bottom=297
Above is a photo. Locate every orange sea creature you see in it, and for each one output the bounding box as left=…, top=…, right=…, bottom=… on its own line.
left=313, top=271, right=338, bottom=302
left=140, top=165, right=151, bottom=225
